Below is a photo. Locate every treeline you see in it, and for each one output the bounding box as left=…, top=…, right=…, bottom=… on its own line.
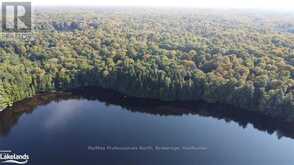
left=0, top=8, right=294, bottom=115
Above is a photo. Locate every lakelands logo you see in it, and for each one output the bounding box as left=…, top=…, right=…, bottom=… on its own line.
left=0, top=150, right=29, bottom=164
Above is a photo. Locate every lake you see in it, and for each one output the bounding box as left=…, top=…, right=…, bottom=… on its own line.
left=0, top=88, right=294, bottom=165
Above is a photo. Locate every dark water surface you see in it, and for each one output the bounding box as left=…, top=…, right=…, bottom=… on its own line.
left=0, top=88, right=294, bottom=165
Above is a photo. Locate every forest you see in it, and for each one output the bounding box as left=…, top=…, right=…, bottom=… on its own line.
left=1, top=8, right=294, bottom=118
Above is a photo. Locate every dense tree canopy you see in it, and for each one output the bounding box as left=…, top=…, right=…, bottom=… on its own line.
left=0, top=8, right=294, bottom=116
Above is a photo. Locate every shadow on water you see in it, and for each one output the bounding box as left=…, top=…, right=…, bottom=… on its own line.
left=0, top=87, right=294, bottom=139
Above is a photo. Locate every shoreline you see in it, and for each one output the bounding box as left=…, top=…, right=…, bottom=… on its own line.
left=1, top=87, right=294, bottom=139
left=3, top=86, right=294, bottom=123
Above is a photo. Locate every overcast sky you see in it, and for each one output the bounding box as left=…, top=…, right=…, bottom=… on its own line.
left=5, top=0, right=294, bottom=9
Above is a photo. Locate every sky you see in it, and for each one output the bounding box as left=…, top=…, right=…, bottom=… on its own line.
left=4, top=0, right=294, bottom=10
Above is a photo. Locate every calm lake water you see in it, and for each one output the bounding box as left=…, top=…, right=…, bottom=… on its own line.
left=0, top=89, right=294, bottom=165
